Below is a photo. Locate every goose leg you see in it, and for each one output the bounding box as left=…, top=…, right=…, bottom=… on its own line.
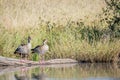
left=20, top=53, right=23, bottom=63
left=40, top=54, right=45, bottom=64
left=26, top=54, right=28, bottom=61
left=39, top=55, right=41, bottom=64
left=22, top=55, right=26, bottom=63
left=22, top=55, right=24, bottom=62
left=42, top=54, right=45, bottom=64
left=24, top=55, right=27, bottom=62
left=23, top=54, right=28, bottom=63
left=26, top=54, right=30, bottom=62
left=24, top=54, right=29, bottom=63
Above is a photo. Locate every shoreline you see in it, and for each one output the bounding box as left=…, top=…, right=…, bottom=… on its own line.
left=0, top=56, right=119, bottom=66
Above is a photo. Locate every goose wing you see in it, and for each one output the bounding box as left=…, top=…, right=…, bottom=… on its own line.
left=14, top=44, right=28, bottom=54
left=31, top=45, right=41, bottom=53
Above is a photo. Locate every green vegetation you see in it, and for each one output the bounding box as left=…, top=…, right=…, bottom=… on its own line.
left=0, top=0, right=120, bottom=62
left=0, top=19, right=120, bottom=62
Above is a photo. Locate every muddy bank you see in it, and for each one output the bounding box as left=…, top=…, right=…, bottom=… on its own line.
left=0, top=56, right=78, bottom=66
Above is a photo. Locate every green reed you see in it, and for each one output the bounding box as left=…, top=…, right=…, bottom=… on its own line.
left=0, top=20, right=120, bottom=62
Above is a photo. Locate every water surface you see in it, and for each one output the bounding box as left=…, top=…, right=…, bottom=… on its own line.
left=0, top=63, right=120, bottom=80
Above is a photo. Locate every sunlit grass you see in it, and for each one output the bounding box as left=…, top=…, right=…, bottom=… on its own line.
left=0, top=20, right=120, bottom=62
left=0, top=0, right=119, bottom=62
left=0, top=0, right=106, bottom=27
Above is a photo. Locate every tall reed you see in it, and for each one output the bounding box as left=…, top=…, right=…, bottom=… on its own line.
left=0, top=20, right=120, bottom=62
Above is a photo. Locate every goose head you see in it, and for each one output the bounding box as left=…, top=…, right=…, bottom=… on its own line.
left=27, top=36, right=32, bottom=50
left=28, top=36, right=31, bottom=43
left=43, top=39, right=47, bottom=44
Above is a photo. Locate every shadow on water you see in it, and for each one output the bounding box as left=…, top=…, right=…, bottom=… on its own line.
left=0, top=63, right=120, bottom=80
left=14, top=67, right=29, bottom=80
left=32, top=67, right=47, bottom=80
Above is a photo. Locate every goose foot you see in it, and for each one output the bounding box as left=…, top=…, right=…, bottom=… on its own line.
left=20, top=59, right=26, bottom=63
left=39, top=60, right=45, bottom=65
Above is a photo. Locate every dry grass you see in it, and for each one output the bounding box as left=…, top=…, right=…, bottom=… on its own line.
left=0, top=0, right=119, bottom=62
left=0, top=0, right=106, bottom=27
left=0, top=22, right=120, bottom=62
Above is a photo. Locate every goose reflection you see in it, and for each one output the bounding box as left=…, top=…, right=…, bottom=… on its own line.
left=14, top=67, right=29, bottom=80
left=32, top=67, right=47, bottom=80
left=15, top=74, right=28, bottom=80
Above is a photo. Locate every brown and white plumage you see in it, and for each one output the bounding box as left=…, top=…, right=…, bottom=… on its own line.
left=14, top=36, right=31, bottom=59
left=31, top=39, right=49, bottom=63
left=31, top=39, right=49, bottom=55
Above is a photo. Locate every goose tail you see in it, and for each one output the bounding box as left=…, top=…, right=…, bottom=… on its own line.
left=14, top=49, right=18, bottom=54
left=31, top=49, right=35, bottom=53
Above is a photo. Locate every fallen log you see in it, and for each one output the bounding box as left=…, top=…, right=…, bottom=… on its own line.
left=0, top=56, right=78, bottom=66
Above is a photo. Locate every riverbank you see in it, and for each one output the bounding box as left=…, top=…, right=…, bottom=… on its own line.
left=0, top=56, right=78, bottom=66
left=0, top=55, right=119, bottom=67
left=0, top=23, right=120, bottom=63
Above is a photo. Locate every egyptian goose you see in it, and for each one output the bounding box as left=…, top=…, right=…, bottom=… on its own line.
left=31, top=39, right=49, bottom=64
left=14, top=36, right=32, bottom=61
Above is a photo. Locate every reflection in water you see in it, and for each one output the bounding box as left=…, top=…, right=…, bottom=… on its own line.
left=15, top=74, right=28, bottom=80
left=0, top=63, right=120, bottom=80
left=32, top=67, right=47, bottom=80
left=14, top=67, right=29, bottom=80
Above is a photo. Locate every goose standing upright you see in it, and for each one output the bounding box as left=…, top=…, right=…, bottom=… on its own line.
left=14, top=36, right=32, bottom=62
left=31, top=39, right=49, bottom=64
